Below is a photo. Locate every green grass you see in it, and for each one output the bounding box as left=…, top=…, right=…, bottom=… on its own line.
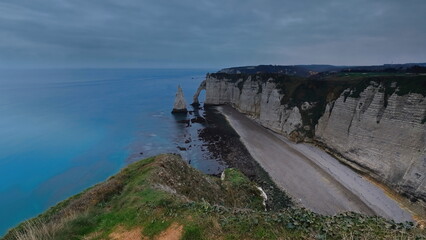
left=3, top=154, right=425, bottom=240
left=143, top=220, right=171, bottom=237
left=182, top=225, right=204, bottom=240
left=224, top=168, right=249, bottom=185
left=336, top=72, right=409, bottom=78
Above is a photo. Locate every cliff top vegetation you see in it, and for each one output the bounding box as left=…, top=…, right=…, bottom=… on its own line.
left=3, top=154, right=424, bottom=240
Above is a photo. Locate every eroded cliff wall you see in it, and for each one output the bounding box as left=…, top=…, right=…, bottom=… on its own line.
left=204, top=74, right=305, bottom=141
left=316, top=85, right=426, bottom=201
left=200, top=73, right=426, bottom=202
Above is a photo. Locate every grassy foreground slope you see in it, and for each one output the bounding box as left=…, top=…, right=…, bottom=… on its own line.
left=3, top=154, right=424, bottom=240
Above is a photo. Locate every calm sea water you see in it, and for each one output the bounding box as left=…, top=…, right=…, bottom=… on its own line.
left=0, top=68, right=224, bottom=235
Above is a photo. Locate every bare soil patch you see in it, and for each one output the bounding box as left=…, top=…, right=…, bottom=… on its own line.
left=109, top=226, right=145, bottom=240
left=154, top=223, right=183, bottom=240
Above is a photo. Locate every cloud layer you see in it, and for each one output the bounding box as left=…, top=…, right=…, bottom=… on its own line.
left=0, top=0, right=425, bottom=68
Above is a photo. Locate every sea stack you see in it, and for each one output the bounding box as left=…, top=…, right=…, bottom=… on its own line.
left=172, top=85, right=188, bottom=113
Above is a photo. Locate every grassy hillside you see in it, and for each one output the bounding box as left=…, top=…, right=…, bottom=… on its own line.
left=3, top=154, right=424, bottom=240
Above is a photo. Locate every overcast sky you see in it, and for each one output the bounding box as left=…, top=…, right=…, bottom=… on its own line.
left=0, top=0, right=425, bottom=68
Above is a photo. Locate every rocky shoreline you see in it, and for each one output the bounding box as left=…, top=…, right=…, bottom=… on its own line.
left=198, top=105, right=293, bottom=210
left=169, top=102, right=293, bottom=210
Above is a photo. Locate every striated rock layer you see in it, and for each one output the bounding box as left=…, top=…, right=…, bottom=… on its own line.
left=202, top=75, right=305, bottom=141
left=196, top=73, right=426, bottom=202
left=315, top=86, right=426, bottom=202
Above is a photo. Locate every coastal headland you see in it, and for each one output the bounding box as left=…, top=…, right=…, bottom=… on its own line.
left=3, top=64, right=426, bottom=239
left=196, top=64, right=426, bottom=221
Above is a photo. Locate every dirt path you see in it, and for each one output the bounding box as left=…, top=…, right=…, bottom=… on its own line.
left=218, top=105, right=412, bottom=222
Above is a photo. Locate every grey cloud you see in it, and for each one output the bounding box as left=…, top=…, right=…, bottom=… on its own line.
left=0, top=0, right=425, bottom=68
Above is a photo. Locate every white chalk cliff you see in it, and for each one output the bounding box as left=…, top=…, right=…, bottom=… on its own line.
left=194, top=74, right=426, bottom=202
left=315, top=86, right=426, bottom=201
left=172, top=85, right=188, bottom=113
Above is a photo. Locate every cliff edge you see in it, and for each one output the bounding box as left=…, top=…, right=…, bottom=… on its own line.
left=3, top=154, right=423, bottom=239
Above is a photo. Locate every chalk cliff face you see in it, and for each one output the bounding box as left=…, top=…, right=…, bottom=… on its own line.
left=315, top=86, right=426, bottom=201
left=202, top=75, right=305, bottom=141
left=172, top=85, right=188, bottom=113
left=197, top=73, right=426, bottom=201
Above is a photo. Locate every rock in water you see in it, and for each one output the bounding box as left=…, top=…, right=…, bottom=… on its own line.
left=172, top=85, right=188, bottom=113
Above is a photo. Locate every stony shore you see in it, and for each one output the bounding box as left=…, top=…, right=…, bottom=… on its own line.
left=217, top=104, right=413, bottom=223
left=199, top=105, right=292, bottom=210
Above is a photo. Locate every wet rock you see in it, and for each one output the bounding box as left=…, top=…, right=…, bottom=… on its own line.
left=177, top=146, right=187, bottom=151
left=177, top=119, right=191, bottom=127
left=191, top=116, right=206, bottom=123
left=177, top=119, right=190, bottom=124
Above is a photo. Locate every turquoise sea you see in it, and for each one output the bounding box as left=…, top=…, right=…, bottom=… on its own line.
left=0, top=68, right=224, bottom=235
